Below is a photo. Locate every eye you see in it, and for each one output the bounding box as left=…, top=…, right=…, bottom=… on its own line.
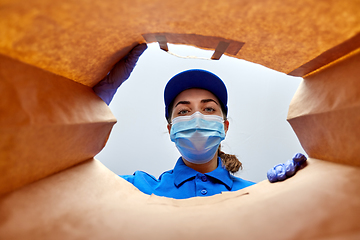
left=204, top=107, right=215, bottom=113
left=178, top=109, right=189, bottom=115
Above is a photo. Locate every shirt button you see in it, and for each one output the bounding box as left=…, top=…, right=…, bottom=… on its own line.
left=201, top=176, right=207, bottom=182
left=200, top=189, right=207, bottom=195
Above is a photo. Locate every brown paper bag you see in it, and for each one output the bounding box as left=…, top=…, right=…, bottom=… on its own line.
left=288, top=49, right=360, bottom=167
left=0, top=158, right=359, bottom=239
left=0, top=54, right=116, bottom=195
left=0, top=0, right=359, bottom=86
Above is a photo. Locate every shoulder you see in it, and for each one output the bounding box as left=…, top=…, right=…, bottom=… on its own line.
left=119, top=169, right=175, bottom=195
left=158, top=169, right=174, bottom=180
left=119, top=171, right=159, bottom=195
left=120, top=169, right=175, bottom=183
left=230, top=175, right=256, bottom=190
left=120, top=170, right=159, bottom=183
left=119, top=169, right=175, bottom=185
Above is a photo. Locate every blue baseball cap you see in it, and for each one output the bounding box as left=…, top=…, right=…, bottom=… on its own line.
left=164, top=69, right=228, bottom=119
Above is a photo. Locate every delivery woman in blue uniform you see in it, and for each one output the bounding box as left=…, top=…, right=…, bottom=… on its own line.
left=93, top=44, right=306, bottom=199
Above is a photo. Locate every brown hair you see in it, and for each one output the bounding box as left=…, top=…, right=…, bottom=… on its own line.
left=217, top=144, right=242, bottom=173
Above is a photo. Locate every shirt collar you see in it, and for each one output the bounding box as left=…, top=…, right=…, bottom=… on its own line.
left=173, top=157, right=233, bottom=190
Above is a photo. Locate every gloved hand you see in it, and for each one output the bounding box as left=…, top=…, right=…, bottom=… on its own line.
left=267, top=153, right=307, bottom=183
left=93, top=43, right=147, bottom=105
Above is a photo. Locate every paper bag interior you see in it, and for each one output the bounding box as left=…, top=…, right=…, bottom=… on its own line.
left=0, top=0, right=359, bottom=239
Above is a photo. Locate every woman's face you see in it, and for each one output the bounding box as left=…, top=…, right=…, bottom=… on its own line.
left=167, top=88, right=229, bottom=132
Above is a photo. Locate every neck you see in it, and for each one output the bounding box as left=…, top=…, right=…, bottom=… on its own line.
left=182, top=154, right=218, bottom=173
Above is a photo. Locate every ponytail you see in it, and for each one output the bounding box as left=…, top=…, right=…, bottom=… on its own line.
left=218, top=145, right=242, bottom=173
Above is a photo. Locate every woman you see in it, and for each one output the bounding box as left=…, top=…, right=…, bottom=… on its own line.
left=93, top=44, right=306, bottom=199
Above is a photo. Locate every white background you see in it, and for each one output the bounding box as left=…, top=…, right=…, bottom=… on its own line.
left=95, top=43, right=305, bottom=183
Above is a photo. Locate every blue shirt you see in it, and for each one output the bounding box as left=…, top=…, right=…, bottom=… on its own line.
left=120, top=157, right=255, bottom=199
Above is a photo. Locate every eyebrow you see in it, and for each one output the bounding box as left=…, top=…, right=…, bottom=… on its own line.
left=174, top=99, right=219, bottom=108
left=201, top=99, right=219, bottom=105
left=174, top=101, right=190, bottom=108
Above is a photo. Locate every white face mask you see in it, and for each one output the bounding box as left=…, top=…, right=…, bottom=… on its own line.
left=170, top=112, right=226, bottom=164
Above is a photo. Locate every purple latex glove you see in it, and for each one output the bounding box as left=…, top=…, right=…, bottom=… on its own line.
left=267, top=153, right=307, bottom=183
left=93, top=43, right=147, bottom=105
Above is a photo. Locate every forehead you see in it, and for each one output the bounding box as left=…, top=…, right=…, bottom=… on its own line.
left=173, top=88, right=219, bottom=104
